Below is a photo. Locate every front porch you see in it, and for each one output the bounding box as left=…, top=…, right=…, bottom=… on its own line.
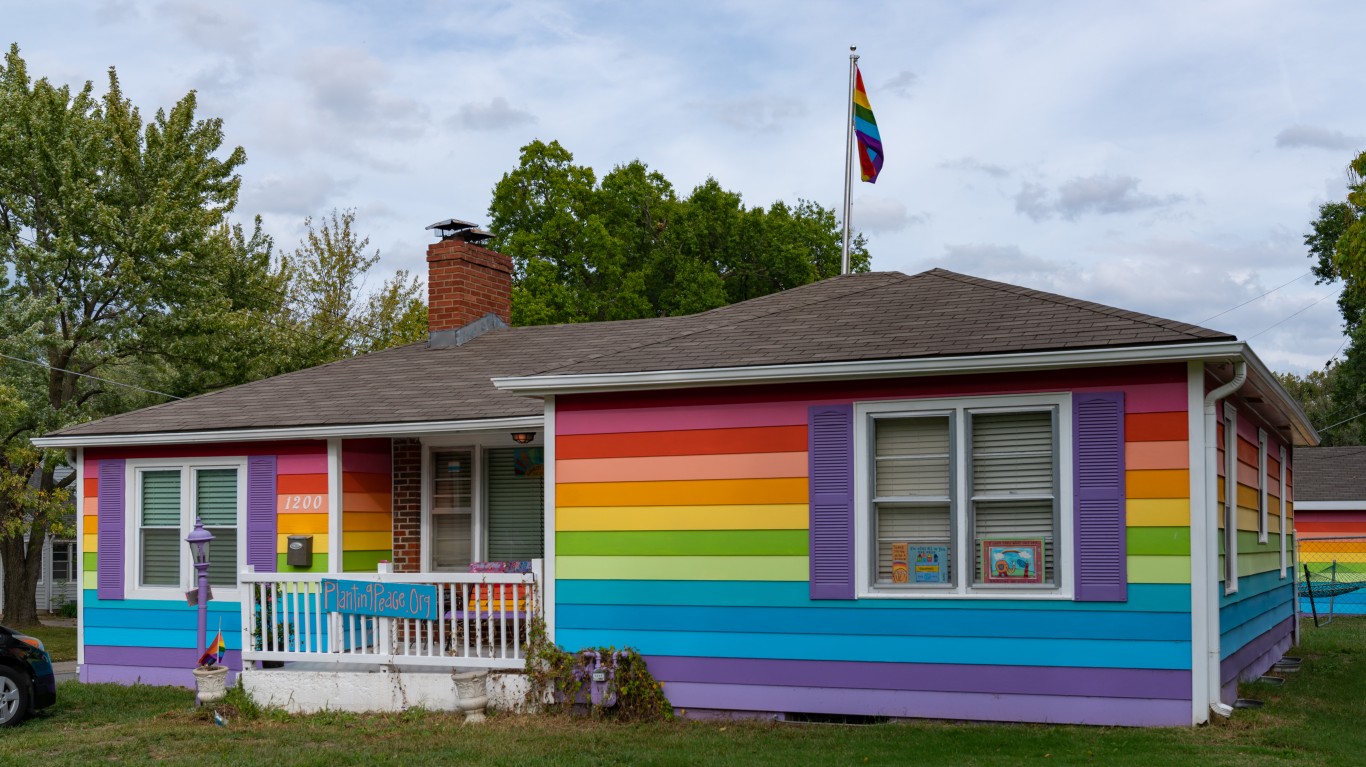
left=237, top=565, right=541, bottom=713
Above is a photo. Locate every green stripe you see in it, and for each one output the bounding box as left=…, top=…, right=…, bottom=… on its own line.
left=343, top=550, right=390, bottom=572
left=854, top=104, right=876, bottom=123
left=277, top=553, right=329, bottom=573
left=1127, top=527, right=1190, bottom=556
left=558, top=555, right=808, bottom=581
left=1127, top=556, right=1192, bottom=584
left=557, top=530, right=808, bottom=557
left=83, top=552, right=97, bottom=571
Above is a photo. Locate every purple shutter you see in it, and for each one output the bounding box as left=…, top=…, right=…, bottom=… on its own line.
left=96, top=459, right=126, bottom=600
left=247, top=456, right=278, bottom=572
left=1073, top=392, right=1127, bottom=602
left=809, top=404, right=855, bottom=600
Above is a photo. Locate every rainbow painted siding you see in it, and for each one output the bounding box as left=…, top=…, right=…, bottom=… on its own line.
left=1297, top=510, right=1366, bottom=616
left=554, top=365, right=1195, bottom=726
left=1215, top=398, right=1295, bottom=703
left=341, top=439, right=393, bottom=572
left=80, top=440, right=393, bottom=687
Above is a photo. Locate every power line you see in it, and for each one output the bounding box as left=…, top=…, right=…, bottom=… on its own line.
left=1197, top=270, right=1315, bottom=325
left=1246, top=287, right=1343, bottom=340
left=0, top=351, right=182, bottom=400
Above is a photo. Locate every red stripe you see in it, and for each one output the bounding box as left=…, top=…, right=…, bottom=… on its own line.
left=559, top=426, right=808, bottom=459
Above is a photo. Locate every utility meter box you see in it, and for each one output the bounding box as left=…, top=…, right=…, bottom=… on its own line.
left=286, top=535, right=313, bottom=567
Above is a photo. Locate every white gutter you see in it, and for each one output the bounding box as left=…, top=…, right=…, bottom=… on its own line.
left=1294, top=500, right=1366, bottom=511
left=494, top=340, right=1250, bottom=395
left=31, top=415, right=543, bottom=449
left=1201, top=360, right=1247, bottom=720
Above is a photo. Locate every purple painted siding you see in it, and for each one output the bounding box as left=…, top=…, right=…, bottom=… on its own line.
left=80, top=663, right=238, bottom=689
left=808, top=405, right=854, bottom=600
left=96, top=459, right=126, bottom=600
left=1073, top=393, right=1127, bottom=602
left=644, top=655, right=1189, bottom=700
left=84, top=645, right=242, bottom=671
left=246, top=456, right=278, bottom=572
left=1220, top=615, right=1294, bottom=687
left=662, top=682, right=1191, bottom=726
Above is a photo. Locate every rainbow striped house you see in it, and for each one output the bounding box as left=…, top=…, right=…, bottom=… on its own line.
left=35, top=221, right=1316, bottom=726
left=1294, top=447, right=1366, bottom=615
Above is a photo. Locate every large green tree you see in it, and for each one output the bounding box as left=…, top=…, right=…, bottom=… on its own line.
left=0, top=45, right=288, bottom=625
left=488, top=140, right=870, bottom=325
left=1300, top=151, right=1366, bottom=445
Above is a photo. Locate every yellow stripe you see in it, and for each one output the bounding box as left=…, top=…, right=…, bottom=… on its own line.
left=558, top=478, right=808, bottom=507
left=83, top=533, right=98, bottom=553
left=1126, top=499, right=1189, bottom=527
left=343, top=531, right=393, bottom=551
left=557, top=504, right=809, bottom=531
left=557, top=555, right=809, bottom=581
left=278, top=533, right=330, bottom=554
left=854, top=91, right=871, bottom=109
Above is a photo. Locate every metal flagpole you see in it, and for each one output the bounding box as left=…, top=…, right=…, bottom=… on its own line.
left=841, top=47, right=858, bottom=275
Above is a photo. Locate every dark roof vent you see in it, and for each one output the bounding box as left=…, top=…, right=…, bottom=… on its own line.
left=426, top=218, right=493, bottom=243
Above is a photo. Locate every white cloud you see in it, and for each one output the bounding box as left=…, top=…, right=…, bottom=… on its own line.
left=1275, top=124, right=1364, bottom=151
left=1014, top=175, right=1184, bottom=221
left=853, top=196, right=924, bottom=233
left=450, top=98, right=537, bottom=131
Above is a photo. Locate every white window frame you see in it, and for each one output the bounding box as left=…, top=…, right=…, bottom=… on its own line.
left=124, top=457, right=248, bottom=602
left=853, top=393, right=1074, bottom=600
left=1223, top=403, right=1238, bottom=596
left=1257, top=428, right=1269, bottom=544
left=421, top=443, right=484, bottom=572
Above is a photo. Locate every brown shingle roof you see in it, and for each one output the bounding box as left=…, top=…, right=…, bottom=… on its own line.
left=51, top=269, right=1234, bottom=438
left=1295, top=446, right=1366, bottom=502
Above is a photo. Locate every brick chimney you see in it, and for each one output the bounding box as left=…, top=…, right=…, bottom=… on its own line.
left=425, top=219, right=512, bottom=348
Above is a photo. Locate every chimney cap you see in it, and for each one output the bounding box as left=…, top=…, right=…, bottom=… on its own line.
left=426, top=218, right=495, bottom=242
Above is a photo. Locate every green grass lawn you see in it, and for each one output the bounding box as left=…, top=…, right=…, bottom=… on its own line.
left=16, top=623, right=77, bottom=662
left=3, top=620, right=1363, bottom=767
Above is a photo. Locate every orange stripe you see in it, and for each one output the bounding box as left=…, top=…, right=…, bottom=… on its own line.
left=1124, top=441, right=1188, bottom=470
left=559, top=478, right=809, bottom=507
left=558, top=425, right=808, bottom=459
left=1236, top=437, right=1258, bottom=466
left=1126, top=412, right=1186, bottom=442
left=278, top=514, right=329, bottom=534
left=343, top=512, right=391, bottom=532
left=278, top=473, right=328, bottom=495
left=1126, top=469, right=1189, bottom=499
left=558, top=452, right=807, bottom=484
left=343, top=472, right=390, bottom=494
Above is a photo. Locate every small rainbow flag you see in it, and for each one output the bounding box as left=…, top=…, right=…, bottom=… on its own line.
left=853, top=65, right=883, bottom=183
left=198, top=630, right=226, bottom=668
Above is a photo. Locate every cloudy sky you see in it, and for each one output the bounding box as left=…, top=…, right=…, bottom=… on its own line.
left=7, top=1, right=1364, bottom=374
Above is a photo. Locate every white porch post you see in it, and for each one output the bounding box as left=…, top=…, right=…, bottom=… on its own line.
left=543, top=396, right=557, bottom=643
left=75, top=447, right=85, bottom=671
left=327, top=439, right=343, bottom=574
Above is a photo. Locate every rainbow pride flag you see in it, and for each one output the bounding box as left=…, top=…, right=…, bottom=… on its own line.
left=198, top=630, right=226, bottom=668
left=853, top=65, right=883, bottom=183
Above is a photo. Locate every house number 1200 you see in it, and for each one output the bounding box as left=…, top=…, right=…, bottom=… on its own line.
left=284, top=494, right=325, bottom=510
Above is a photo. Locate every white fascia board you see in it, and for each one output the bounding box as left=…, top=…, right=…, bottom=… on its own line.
left=494, top=341, right=1249, bottom=395
left=30, top=415, right=544, bottom=449
left=1237, top=346, right=1320, bottom=446
left=1294, top=500, right=1366, bottom=511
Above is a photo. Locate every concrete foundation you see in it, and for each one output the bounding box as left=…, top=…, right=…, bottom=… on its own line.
left=240, top=663, right=531, bottom=714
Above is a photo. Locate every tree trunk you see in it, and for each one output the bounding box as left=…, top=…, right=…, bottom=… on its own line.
left=1, top=522, right=47, bottom=628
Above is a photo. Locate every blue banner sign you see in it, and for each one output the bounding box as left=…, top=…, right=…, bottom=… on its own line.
left=321, top=579, right=439, bottom=621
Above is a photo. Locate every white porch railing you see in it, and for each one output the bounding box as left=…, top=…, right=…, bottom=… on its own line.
left=239, top=561, right=541, bottom=670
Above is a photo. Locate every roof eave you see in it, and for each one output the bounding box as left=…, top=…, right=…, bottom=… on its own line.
left=494, top=340, right=1319, bottom=445
left=31, top=415, right=544, bottom=450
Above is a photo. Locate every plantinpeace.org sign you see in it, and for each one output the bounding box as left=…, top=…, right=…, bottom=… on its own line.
left=322, top=579, right=439, bottom=621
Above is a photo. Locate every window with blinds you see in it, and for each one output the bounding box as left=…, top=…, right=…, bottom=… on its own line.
left=486, top=448, right=545, bottom=560
left=431, top=449, right=474, bottom=571
left=872, top=415, right=954, bottom=587
left=140, top=470, right=182, bottom=587
left=970, top=410, right=1057, bottom=586
left=196, top=468, right=239, bottom=587
left=861, top=397, right=1064, bottom=595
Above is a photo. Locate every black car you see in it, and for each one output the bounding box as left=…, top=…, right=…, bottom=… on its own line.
left=0, top=624, right=55, bottom=726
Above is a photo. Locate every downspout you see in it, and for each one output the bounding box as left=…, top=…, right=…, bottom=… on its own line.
left=1202, top=360, right=1247, bottom=719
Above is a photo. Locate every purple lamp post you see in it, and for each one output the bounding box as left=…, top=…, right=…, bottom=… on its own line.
left=185, top=519, right=214, bottom=663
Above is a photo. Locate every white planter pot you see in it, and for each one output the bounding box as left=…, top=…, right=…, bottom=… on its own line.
left=452, top=669, right=489, bottom=724
left=193, top=664, right=230, bottom=705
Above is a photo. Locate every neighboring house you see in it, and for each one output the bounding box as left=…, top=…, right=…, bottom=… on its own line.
left=33, top=220, right=1317, bottom=726
left=1293, top=446, right=1366, bottom=615
left=0, top=465, right=77, bottom=615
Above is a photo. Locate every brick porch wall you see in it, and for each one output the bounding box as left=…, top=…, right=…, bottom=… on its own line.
left=392, top=438, right=422, bottom=572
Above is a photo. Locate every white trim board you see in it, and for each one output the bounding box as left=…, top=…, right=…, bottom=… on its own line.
left=1293, top=500, right=1366, bottom=511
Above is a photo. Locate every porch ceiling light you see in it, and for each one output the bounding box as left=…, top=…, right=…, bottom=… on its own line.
left=510, top=431, right=537, bottom=444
